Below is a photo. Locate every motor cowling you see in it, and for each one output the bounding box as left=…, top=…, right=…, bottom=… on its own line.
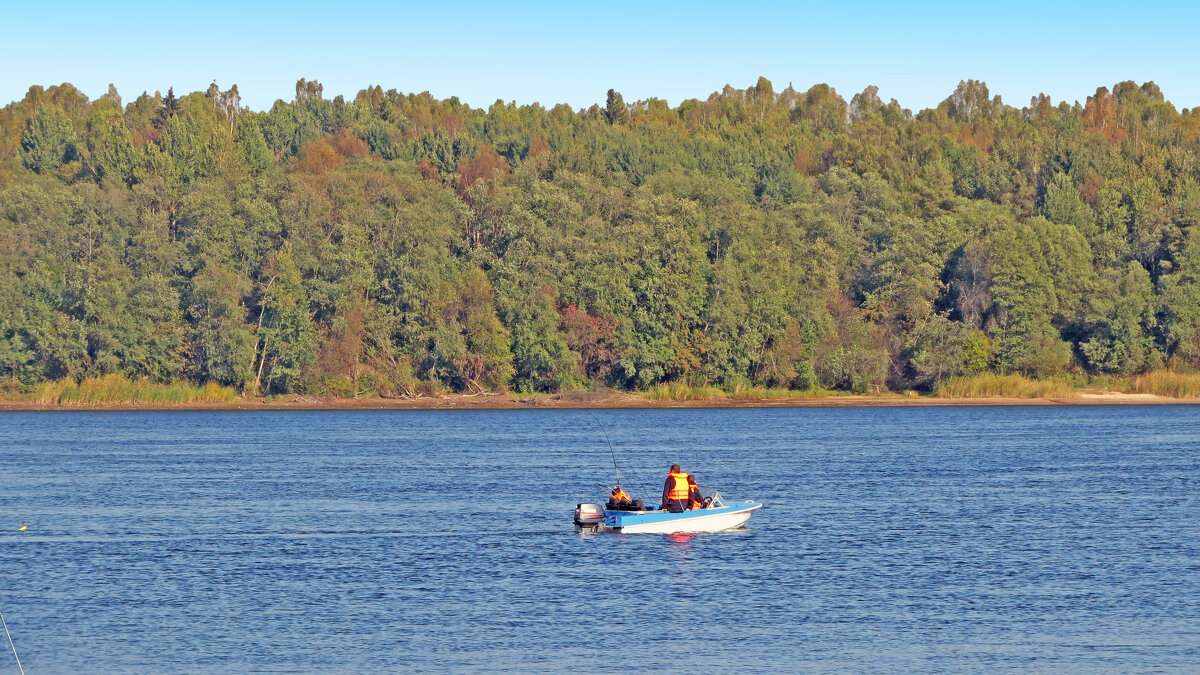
left=574, top=503, right=605, bottom=528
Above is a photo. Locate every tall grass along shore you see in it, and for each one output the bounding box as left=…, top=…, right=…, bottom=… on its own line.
left=1129, top=371, right=1200, bottom=398
left=644, top=383, right=832, bottom=402
left=4, top=370, right=1200, bottom=407
left=3, top=374, right=236, bottom=406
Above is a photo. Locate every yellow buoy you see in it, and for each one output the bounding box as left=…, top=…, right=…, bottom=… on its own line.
left=17, top=523, right=26, bottom=532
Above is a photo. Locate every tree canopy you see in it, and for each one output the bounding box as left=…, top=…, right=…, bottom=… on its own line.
left=3, top=77, right=1199, bottom=395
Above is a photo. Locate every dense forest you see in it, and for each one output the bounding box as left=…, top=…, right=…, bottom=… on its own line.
left=2, top=77, right=1200, bottom=396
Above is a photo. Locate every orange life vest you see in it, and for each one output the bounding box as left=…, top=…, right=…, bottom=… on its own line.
left=667, top=472, right=690, bottom=501
left=612, top=488, right=630, bottom=502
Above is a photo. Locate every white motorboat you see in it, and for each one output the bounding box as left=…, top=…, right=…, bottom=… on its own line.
left=574, top=487, right=761, bottom=534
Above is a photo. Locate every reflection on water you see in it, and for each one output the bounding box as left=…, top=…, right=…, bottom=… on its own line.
left=1, top=406, right=1198, bottom=671
left=667, top=532, right=697, bottom=544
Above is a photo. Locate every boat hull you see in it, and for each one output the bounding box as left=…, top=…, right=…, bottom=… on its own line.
left=604, top=502, right=762, bottom=534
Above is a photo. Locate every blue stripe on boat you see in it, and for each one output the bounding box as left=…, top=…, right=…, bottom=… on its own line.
left=604, top=502, right=761, bottom=528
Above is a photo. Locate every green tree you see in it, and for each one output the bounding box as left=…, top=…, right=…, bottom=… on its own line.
left=1041, top=172, right=1092, bottom=230
left=605, top=89, right=630, bottom=126
left=1078, top=262, right=1160, bottom=373
left=20, top=109, right=77, bottom=173
left=503, top=286, right=581, bottom=392
left=186, top=261, right=256, bottom=386
left=253, top=249, right=317, bottom=394
left=430, top=268, right=513, bottom=391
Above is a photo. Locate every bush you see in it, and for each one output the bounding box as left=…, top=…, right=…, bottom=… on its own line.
left=316, top=375, right=357, bottom=398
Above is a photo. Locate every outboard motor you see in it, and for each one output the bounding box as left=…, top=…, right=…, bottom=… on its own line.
left=574, top=503, right=606, bottom=531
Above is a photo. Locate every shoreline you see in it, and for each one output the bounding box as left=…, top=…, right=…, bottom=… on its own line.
left=1, top=390, right=1196, bottom=412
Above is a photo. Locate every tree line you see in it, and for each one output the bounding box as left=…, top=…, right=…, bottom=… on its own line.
left=2, top=76, right=1199, bottom=395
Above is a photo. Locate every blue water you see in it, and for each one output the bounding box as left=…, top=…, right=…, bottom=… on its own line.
left=1, top=406, right=1198, bottom=672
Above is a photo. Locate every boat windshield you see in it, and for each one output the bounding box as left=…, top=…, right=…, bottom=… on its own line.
left=697, top=486, right=725, bottom=508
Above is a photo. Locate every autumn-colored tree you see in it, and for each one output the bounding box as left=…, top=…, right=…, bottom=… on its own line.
left=456, top=144, right=508, bottom=196
left=527, top=135, right=551, bottom=160
left=1082, top=87, right=1127, bottom=144
left=416, top=160, right=439, bottom=180
left=561, top=303, right=619, bottom=380
left=295, top=138, right=343, bottom=174
left=330, top=129, right=369, bottom=159
left=306, top=300, right=367, bottom=394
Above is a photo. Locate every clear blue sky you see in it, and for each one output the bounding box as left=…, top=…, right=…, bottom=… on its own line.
left=4, top=1, right=1197, bottom=112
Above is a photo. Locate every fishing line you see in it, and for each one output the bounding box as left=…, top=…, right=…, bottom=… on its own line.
left=0, top=604, right=23, bottom=675
left=589, top=411, right=622, bottom=489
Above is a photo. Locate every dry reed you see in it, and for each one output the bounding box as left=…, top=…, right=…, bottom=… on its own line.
left=1128, top=370, right=1200, bottom=398
left=935, top=374, right=1075, bottom=398
left=17, top=374, right=236, bottom=406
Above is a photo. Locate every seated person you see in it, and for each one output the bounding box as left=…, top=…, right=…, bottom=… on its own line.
left=608, top=486, right=631, bottom=507
left=687, top=474, right=711, bottom=510
left=607, top=486, right=643, bottom=510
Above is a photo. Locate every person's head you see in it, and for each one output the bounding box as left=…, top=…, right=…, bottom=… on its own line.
left=670, top=464, right=681, bottom=473
left=611, top=487, right=621, bottom=495
left=688, top=474, right=697, bottom=485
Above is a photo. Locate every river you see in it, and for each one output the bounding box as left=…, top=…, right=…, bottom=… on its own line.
left=1, top=406, right=1198, bottom=672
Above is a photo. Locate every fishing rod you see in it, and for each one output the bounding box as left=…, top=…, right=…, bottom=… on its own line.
left=590, top=412, right=622, bottom=489
left=0, top=604, right=23, bottom=675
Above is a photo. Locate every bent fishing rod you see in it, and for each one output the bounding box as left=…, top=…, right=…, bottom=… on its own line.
left=590, top=412, right=622, bottom=489
left=0, top=604, right=23, bottom=675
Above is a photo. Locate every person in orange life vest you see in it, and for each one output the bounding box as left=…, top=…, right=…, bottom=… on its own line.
left=661, top=464, right=690, bottom=513
left=687, top=474, right=709, bottom=510
left=607, top=486, right=632, bottom=509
